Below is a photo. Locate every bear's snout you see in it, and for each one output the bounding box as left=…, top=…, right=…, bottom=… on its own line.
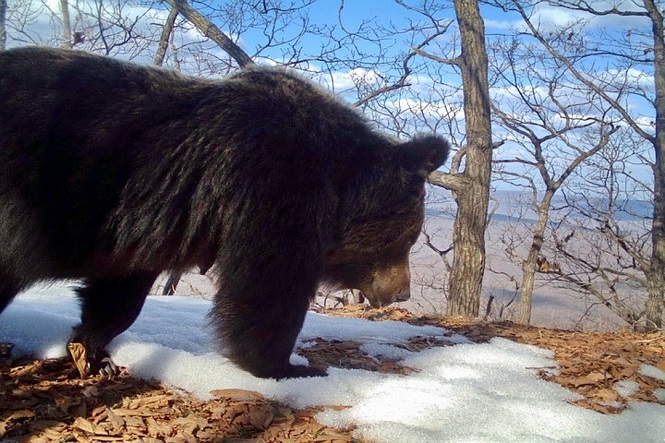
left=361, top=263, right=412, bottom=308
left=396, top=288, right=411, bottom=302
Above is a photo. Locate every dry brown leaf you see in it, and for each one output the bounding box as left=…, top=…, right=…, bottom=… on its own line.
left=247, top=405, right=275, bottom=429
left=55, top=393, right=83, bottom=413
left=221, top=438, right=263, bottom=443
left=146, top=416, right=174, bottom=438
left=83, top=385, right=101, bottom=398
left=113, top=407, right=170, bottom=417
left=193, top=430, right=222, bottom=441
left=127, top=394, right=173, bottom=409
left=73, top=416, right=108, bottom=436
left=210, top=388, right=265, bottom=401
left=10, top=360, right=41, bottom=377
left=593, top=388, right=620, bottom=404
left=68, top=342, right=88, bottom=379
left=569, top=372, right=607, bottom=388
left=6, top=409, right=36, bottom=421
left=29, top=420, right=67, bottom=433
left=106, top=409, right=125, bottom=431
left=618, top=366, right=637, bottom=378
left=172, top=414, right=209, bottom=434
left=166, top=430, right=199, bottom=443
left=314, top=436, right=354, bottom=443
left=83, top=437, right=126, bottom=442
left=112, top=411, right=145, bottom=430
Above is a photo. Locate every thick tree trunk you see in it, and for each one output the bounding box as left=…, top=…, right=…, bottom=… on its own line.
left=446, top=0, right=493, bottom=317
left=647, top=153, right=665, bottom=330
left=645, top=0, right=665, bottom=330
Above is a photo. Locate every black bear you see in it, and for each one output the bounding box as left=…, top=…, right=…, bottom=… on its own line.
left=0, top=47, right=449, bottom=379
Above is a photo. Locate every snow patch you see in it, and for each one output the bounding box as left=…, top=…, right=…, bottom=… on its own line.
left=2, top=284, right=665, bottom=442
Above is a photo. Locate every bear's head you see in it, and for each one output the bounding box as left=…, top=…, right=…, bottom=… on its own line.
left=323, top=134, right=449, bottom=308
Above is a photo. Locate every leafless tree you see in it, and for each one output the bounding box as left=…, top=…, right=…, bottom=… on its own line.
left=5, top=0, right=160, bottom=56
left=498, top=0, right=664, bottom=330
left=4, top=0, right=58, bottom=46
left=416, top=0, right=493, bottom=317
left=549, top=129, right=654, bottom=329
left=488, top=30, right=621, bottom=324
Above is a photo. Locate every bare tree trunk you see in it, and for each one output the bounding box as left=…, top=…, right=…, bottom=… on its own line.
left=163, top=0, right=253, bottom=67
left=351, top=289, right=365, bottom=304
left=153, top=6, right=183, bottom=293
left=60, top=0, right=72, bottom=48
left=162, top=272, right=182, bottom=296
left=645, top=0, right=665, bottom=330
left=445, top=0, right=492, bottom=317
left=154, top=7, right=178, bottom=67
left=0, top=0, right=6, bottom=50
left=518, top=192, right=554, bottom=324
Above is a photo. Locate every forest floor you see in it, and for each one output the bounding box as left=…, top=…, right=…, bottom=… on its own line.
left=1, top=305, right=664, bottom=443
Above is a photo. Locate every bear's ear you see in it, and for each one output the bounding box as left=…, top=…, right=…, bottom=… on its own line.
left=400, top=134, right=450, bottom=179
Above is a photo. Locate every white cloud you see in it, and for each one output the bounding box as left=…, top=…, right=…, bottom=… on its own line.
left=484, top=18, right=519, bottom=31
left=527, top=1, right=651, bottom=32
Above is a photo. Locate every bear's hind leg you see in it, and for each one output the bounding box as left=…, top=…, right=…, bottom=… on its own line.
left=69, top=271, right=159, bottom=376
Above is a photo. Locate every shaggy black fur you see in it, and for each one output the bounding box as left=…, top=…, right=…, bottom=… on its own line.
left=0, top=47, right=449, bottom=379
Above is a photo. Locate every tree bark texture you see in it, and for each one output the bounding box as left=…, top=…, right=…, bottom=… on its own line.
left=446, top=0, right=493, bottom=317
left=644, top=0, right=665, bottom=330
left=0, top=0, right=6, bottom=50
left=518, top=192, right=554, bottom=324
left=164, top=0, right=253, bottom=67
left=60, top=0, right=72, bottom=48
left=154, top=7, right=178, bottom=67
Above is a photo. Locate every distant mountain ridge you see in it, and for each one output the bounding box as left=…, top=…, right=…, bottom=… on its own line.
left=425, top=188, right=652, bottom=223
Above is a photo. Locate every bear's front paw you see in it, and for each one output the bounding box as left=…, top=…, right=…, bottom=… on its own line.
left=249, top=363, right=327, bottom=379
left=67, top=343, right=126, bottom=378
left=268, top=364, right=327, bottom=380
left=280, top=364, right=327, bottom=379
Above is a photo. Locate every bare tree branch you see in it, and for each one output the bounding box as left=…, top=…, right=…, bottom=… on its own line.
left=154, top=6, right=178, bottom=66
left=163, top=0, right=254, bottom=67
left=510, top=0, right=655, bottom=143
